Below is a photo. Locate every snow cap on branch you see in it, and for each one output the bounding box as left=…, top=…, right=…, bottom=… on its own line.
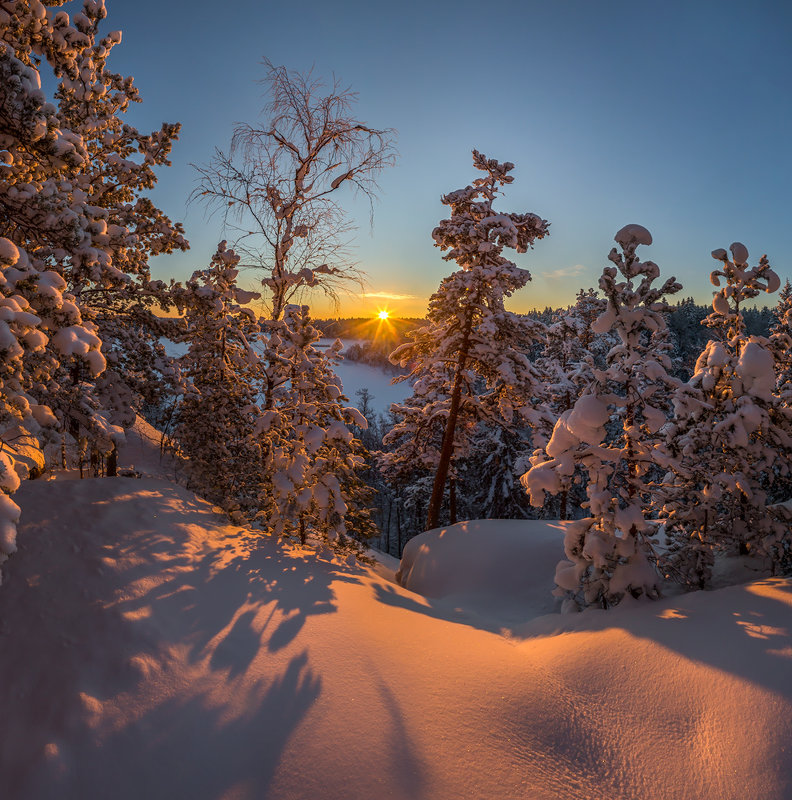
left=614, top=224, right=652, bottom=247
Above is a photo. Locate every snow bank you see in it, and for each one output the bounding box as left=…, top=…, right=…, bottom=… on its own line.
left=2, top=475, right=792, bottom=799
left=396, top=519, right=566, bottom=623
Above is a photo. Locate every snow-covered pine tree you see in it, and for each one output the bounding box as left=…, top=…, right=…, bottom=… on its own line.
left=535, top=288, right=610, bottom=518
left=386, top=150, right=550, bottom=531
left=0, top=2, right=169, bottom=568
left=522, top=224, right=682, bottom=610
left=540, top=289, right=609, bottom=402
left=0, top=237, right=74, bottom=573
left=174, top=244, right=262, bottom=517
left=255, top=304, right=376, bottom=552
left=658, top=243, right=792, bottom=587
left=50, top=2, right=186, bottom=462
left=1, top=1, right=187, bottom=474
left=771, top=279, right=792, bottom=398
left=769, top=280, right=792, bottom=512
left=459, top=422, right=536, bottom=521
left=667, top=297, right=709, bottom=378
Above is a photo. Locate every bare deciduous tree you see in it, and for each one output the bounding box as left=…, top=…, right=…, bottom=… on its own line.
left=193, top=60, right=397, bottom=320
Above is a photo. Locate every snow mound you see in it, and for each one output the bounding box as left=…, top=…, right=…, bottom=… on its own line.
left=396, top=519, right=566, bottom=622
left=2, top=478, right=792, bottom=799
left=730, top=241, right=749, bottom=265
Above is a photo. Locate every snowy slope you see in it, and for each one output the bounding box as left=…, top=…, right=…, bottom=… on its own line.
left=161, top=336, right=410, bottom=416
left=327, top=356, right=409, bottom=415
left=2, top=464, right=792, bottom=798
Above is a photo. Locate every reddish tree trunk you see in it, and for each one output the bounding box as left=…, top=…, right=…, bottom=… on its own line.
left=425, top=314, right=473, bottom=530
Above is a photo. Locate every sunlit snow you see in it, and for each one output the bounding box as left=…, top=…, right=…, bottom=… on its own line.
left=2, top=421, right=792, bottom=799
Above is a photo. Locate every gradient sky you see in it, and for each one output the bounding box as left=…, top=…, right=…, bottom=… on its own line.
left=97, top=0, right=791, bottom=318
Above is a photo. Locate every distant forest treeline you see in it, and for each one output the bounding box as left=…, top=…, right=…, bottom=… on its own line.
left=314, top=317, right=426, bottom=340
left=315, top=299, right=777, bottom=378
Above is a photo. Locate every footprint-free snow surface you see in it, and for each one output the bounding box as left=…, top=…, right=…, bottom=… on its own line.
left=2, top=470, right=792, bottom=798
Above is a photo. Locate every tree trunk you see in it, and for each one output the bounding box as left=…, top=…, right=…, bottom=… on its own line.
left=425, top=314, right=473, bottom=531
left=107, top=441, right=118, bottom=477
left=449, top=477, right=457, bottom=525
left=384, top=500, right=392, bottom=556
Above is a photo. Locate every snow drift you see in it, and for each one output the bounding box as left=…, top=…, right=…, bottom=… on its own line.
left=2, top=470, right=792, bottom=799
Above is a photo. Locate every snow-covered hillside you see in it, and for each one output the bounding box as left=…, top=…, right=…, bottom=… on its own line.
left=2, top=427, right=792, bottom=799
left=325, top=356, right=409, bottom=415
left=161, top=336, right=410, bottom=415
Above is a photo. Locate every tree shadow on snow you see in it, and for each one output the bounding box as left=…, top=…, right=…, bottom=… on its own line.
left=615, top=576, right=792, bottom=698
left=371, top=578, right=561, bottom=641
left=373, top=544, right=792, bottom=703
left=65, top=650, right=323, bottom=800
left=513, top=574, right=792, bottom=700
left=102, top=480, right=363, bottom=664
left=372, top=677, right=428, bottom=797
left=0, top=477, right=360, bottom=799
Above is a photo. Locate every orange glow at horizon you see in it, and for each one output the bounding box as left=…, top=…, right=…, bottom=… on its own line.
left=373, top=306, right=395, bottom=339
left=346, top=306, right=402, bottom=343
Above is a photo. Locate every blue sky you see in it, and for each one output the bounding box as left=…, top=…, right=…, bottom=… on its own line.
left=100, top=0, right=791, bottom=317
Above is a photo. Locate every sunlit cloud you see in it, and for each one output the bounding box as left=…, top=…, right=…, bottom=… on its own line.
left=541, top=264, right=587, bottom=280
left=362, top=291, right=417, bottom=300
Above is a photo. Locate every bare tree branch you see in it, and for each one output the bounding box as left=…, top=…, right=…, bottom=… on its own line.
left=190, top=60, right=397, bottom=320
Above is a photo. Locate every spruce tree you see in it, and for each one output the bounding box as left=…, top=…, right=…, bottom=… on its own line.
left=658, top=243, right=792, bottom=587
left=175, top=244, right=262, bottom=517
left=523, top=225, right=681, bottom=610
left=1, top=1, right=186, bottom=474
left=0, top=1, right=184, bottom=566
left=771, top=279, right=792, bottom=396
left=386, top=150, right=550, bottom=531
left=536, top=288, right=610, bottom=519
left=256, top=304, right=376, bottom=552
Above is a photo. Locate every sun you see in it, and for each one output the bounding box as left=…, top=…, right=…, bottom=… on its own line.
left=361, top=306, right=397, bottom=341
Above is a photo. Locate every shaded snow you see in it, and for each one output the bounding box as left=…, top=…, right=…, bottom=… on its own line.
left=396, top=519, right=565, bottom=625
left=2, top=429, right=792, bottom=798
left=117, top=414, right=181, bottom=481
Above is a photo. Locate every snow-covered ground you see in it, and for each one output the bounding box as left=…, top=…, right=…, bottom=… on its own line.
left=2, top=421, right=792, bottom=799
left=328, top=357, right=408, bottom=416
left=161, top=337, right=411, bottom=416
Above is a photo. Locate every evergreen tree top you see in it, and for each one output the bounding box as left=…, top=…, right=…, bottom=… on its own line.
left=431, top=150, right=549, bottom=271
